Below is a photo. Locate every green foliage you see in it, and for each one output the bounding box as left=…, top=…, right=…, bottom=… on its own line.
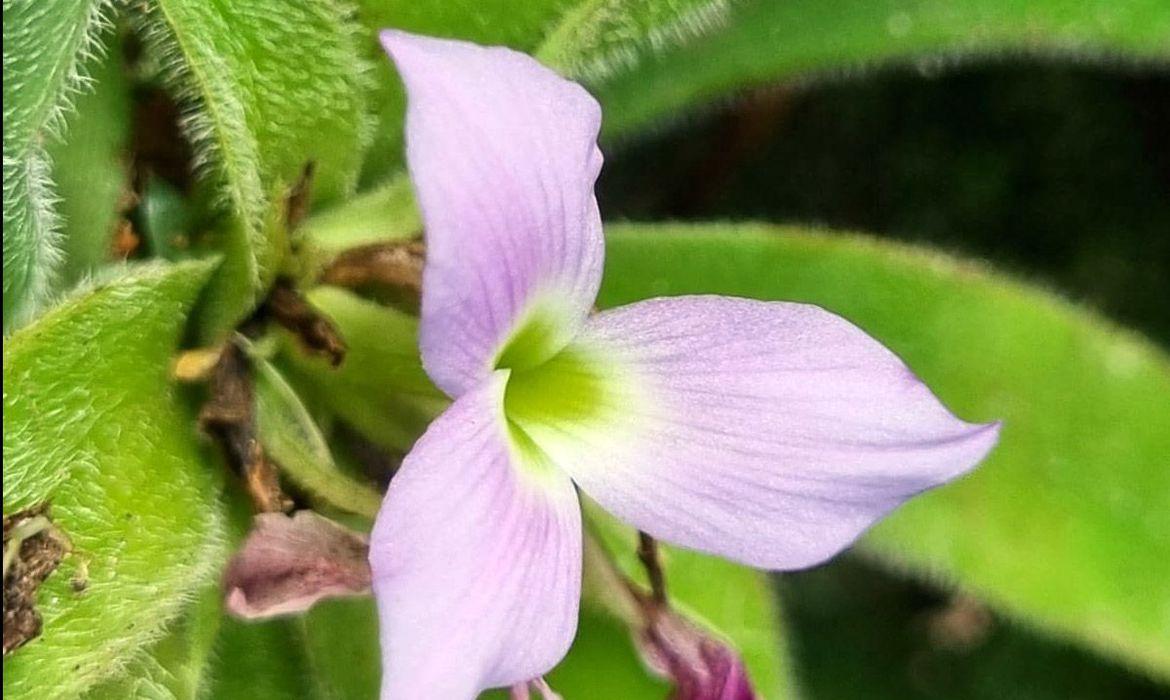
left=599, top=223, right=1170, bottom=679
left=206, top=597, right=380, bottom=699
left=137, top=176, right=196, bottom=262
left=132, top=0, right=370, bottom=338
left=592, top=0, right=1170, bottom=139
left=300, top=599, right=383, bottom=699
left=586, top=504, right=798, bottom=697
left=479, top=608, right=669, bottom=699
left=278, top=287, right=446, bottom=452
left=47, top=35, right=132, bottom=285
left=543, top=608, right=669, bottom=698
left=85, top=585, right=224, bottom=700
left=208, top=597, right=669, bottom=699
left=253, top=357, right=383, bottom=519
left=204, top=617, right=318, bottom=698
left=2, top=260, right=228, bottom=698
left=5, top=0, right=1168, bottom=695
left=536, top=0, right=732, bottom=79
left=301, top=173, right=420, bottom=252
left=2, top=0, right=113, bottom=332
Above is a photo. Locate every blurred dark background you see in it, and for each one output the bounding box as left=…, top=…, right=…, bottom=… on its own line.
left=599, top=64, right=1170, bottom=344
left=598, top=63, right=1170, bottom=699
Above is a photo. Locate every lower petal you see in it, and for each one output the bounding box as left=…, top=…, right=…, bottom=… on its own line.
left=510, top=296, right=999, bottom=570
left=369, top=373, right=582, bottom=698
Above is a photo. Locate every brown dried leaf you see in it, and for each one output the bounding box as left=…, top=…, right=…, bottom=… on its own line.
left=319, top=240, right=424, bottom=314
left=200, top=341, right=291, bottom=513
left=3, top=506, right=70, bottom=656
left=263, top=279, right=347, bottom=366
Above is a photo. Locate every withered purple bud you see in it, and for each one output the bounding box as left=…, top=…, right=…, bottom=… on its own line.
left=636, top=603, right=757, bottom=700
left=224, top=511, right=371, bottom=619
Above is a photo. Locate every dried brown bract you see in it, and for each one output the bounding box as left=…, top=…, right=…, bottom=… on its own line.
left=3, top=505, right=70, bottom=656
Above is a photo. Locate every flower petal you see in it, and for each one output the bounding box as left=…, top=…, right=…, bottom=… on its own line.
left=370, top=372, right=582, bottom=698
left=381, top=31, right=605, bottom=397
left=510, top=296, right=1000, bottom=570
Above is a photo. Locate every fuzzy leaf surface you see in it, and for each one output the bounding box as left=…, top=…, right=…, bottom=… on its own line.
left=2, top=260, right=227, bottom=698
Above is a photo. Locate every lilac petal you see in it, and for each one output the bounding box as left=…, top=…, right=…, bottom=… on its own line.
left=518, top=296, right=1000, bottom=570
left=381, top=31, right=605, bottom=397
left=223, top=511, right=370, bottom=620
left=370, top=372, right=582, bottom=698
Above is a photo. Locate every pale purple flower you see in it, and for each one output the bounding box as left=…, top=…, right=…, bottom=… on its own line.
left=370, top=30, right=1000, bottom=699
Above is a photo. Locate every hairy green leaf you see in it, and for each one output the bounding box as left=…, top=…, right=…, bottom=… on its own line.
left=2, top=0, right=114, bottom=332
left=253, top=357, right=383, bottom=519
left=592, top=0, right=1170, bottom=139
left=133, top=0, right=370, bottom=338
left=84, top=584, right=224, bottom=700
left=47, top=34, right=132, bottom=285
left=278, top=287, right=445, bottom=452
left=2, top=260, right=227, bottom=697
left=599, top=222, right=1170, bottom=679
left=585, top=504, right=798, bottom=697
left=536, top=0, right=733, bottom=80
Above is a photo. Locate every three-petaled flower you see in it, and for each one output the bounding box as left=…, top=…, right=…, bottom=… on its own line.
left=370, top=30, right=1000, bottom=699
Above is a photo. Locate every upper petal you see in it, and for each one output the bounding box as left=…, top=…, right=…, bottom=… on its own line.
left=509, top=296, right=1000, bottom=570
left=381, top=31, right=605, bottom=398
left=369, top=372, right=582, bottom=698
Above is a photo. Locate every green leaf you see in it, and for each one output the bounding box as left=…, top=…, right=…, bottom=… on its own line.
left=591, top=0, right=1170, bottom=139
left=300, top=598, right=383, bottom=699
left=204, top=617, right=318, bottom=699
left=133, top=0, right=370, bottom=338
left=278, top=287, right=446, bottom=452
left=535, top=0, right=733, bottom=80
left=301, top=173, right=420, bottom=253
left=84, top=583, right=224, bottom=700
left=599, top=222, right=1170, bottom=679
left=479, top=607, right=668, bottom=700
left=2, top=260, right=228, bottom=698
left=137, top=176, right=196, bottom=262
left=544, top=608, right=670, bottom=698
left=205, top=598, right=380, bottom=700
left=47, top=34, right=132, bottom=285
left=253, top=357, right=383, bottom=519
left=585, top=505, right=797, bottom=697
left=2, top=0, right=114, bottom=332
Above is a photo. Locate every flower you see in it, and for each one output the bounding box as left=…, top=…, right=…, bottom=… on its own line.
left=370, top=30, right=1000, bottom=699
